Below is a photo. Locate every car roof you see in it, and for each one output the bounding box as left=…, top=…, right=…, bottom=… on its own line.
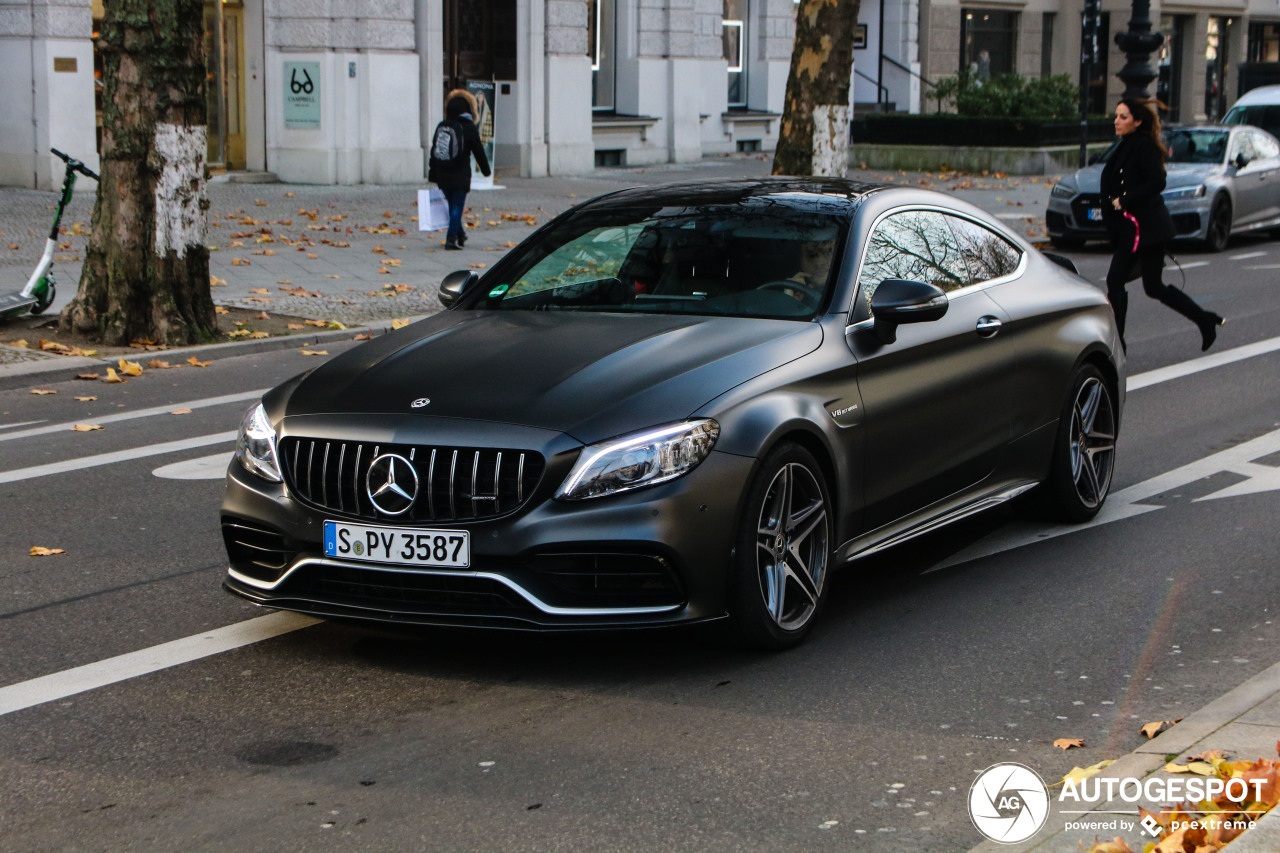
left=578, top=177, right=890, bottom=215
left=1230, top=85, right=1280, bottom=108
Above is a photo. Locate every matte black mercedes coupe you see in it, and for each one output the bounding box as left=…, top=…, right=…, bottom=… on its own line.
left=222, top=178, right=1125, bottom=649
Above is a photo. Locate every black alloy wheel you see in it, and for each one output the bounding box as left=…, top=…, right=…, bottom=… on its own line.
left=1034, top=364, right=1117, bottom=523
left=1205, top=195, right=1232, bottom=252
left=729, top=443, right=832, bottom=650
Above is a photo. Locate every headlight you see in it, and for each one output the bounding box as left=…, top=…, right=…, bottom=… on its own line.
left=1051, top=183, right=1075, bottom=199
left=236, top=403, right=283, bottom=483
left=556, top=420, right=719, bottom=500
left=1162, top=184, right=1206, bottom=200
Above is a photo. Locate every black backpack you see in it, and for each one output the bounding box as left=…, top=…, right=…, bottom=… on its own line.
left=430, top=119, right=467, bottom=172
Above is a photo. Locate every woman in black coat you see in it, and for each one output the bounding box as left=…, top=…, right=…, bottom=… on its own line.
left=430, top=90, right=492, bottom=250
left=1102, top=98, right=1223, bottom=351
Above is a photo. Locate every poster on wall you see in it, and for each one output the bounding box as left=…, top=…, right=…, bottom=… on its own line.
left=284, top=61, right=321, bottom=129
left=466, top=80, right=496, bottom=190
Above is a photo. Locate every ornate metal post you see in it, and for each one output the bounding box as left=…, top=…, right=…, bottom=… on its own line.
left=1113, top=0, right=1165, bottom=100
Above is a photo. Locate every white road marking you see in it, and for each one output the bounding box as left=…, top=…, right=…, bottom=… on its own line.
left=1230, top=251, right=1268, bottom=260
left=1126, top=335, right=1280, bottom=390
left=0, top=389, right=265, bottom=444
left=1171, top=260, right=1210, bottom=269
left=927, top=424, right=1280, bottom=572
left=1245, top=264, right=1280, bottom=270
left=0, top=432, right=236, bottom=484
left=153, top=452, right=232, bottom=480
left=0, top=420, right=45, bottom=431
left=0, top=612, right=321, bottom=717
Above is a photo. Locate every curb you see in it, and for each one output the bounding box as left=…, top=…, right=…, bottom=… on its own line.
left=967, top=659, right=1280, bottom=852
left=0, top=315, right=422, bottom=393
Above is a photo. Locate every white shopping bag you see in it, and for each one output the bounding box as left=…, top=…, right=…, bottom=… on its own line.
left=417, top=188, right=448, bottom=232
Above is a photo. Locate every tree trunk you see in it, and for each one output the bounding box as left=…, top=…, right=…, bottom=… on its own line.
left=772, top=0, right=860, bottom=177
left=60, top=0, right=214, bottom=346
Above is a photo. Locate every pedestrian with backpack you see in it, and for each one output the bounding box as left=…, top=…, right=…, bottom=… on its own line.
left=429, top=89, right=492, bottom=250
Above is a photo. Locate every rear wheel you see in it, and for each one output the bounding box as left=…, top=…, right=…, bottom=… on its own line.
left=1205, top=195, right=1232, bottom=252
left=728, top=444, right=832, bottom=650
left=1032, top=365, right=1117, bottom=522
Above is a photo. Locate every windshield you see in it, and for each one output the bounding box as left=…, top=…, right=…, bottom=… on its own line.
left=476, top=204, right=847, bottom=320
left=1166, top=128, right=1229, bottom=164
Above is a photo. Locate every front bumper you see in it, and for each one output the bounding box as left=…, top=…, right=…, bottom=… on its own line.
left=221, top=447, right=755, bottom=631
left=1045, top=194, right=1207, bottom=243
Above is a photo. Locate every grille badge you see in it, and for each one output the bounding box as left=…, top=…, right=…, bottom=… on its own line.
left=411, top=397, right=431, bottom=409
left=366, top=454, right=419, bottom=515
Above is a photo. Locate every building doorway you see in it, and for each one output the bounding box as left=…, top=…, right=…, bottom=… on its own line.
left=443, top=0, right=516, bottom=95
left=204, top=0, right=246, bottom=169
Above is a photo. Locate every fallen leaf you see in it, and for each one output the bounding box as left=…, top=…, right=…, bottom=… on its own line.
left=117, top=359, right=144, bottom=376
left=256, top=311, right=270, bottom=320
left=215, top=305, right=230, bottom=315
left=30, top=388, right=57, bottom=395
left=304, top=319, right=328, bottom=327
left=469, top=262, right=487, bottom=269
left=104, top=367, right=125, bottom=384
left=391, top=318, right=410, bottom=330
left=287, top=323, right=305, bottom=330
left=299, top=349, right=328, bottom=356
left=1141, top=720, right=1181, bottom=739
left=250, top=288, right=269, bottom=294
left=147, top=359, right=176, bottom=369
left=249, top=331, right=270, bottom=339
left=1086, top=839, right=1135, bottom=853
left=1055, top=738, right=1085, bottom=750
left=29, top=546, right=66, bottom=556
left=186, top=356, right=210, bottom=367
left=226, top=329, right=251, bottom=338
left=71, top=424, right=103, bottom=431
left=231, top=257, right=251, bottom=266
left=353, top=333, right=371, bottom=341
left=74, top=395, right=97, bottom=401
left=1163, top=759, right=1216, bottom=775
left=7, top=339, right=28, bottom=348
left=1055, top=760, right=1115, bottom=787
left=75, top=373, right=99, bottom=381
left=171, top=408, right=192, bottom=415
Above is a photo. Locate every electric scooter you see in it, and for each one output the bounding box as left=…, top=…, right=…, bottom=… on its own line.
left=0, top=148, right=98, bottom=320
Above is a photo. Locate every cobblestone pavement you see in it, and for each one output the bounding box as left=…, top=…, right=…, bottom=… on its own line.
left=0, top=154, right=1060, bottom=362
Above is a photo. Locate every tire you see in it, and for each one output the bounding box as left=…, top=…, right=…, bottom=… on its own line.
left=30, top=280, right=54, bottom=315
left=1050, top=236, right=1085, bottom=250
left=1031, top=365, right=1117, bottom=523
left=727, top=443, right=833, bottom=651
left=1205, top=195, right=1232, bottom=252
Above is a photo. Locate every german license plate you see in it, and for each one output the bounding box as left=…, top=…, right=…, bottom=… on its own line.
left=323, top=520, right=470, bottom=568
left=1087, top=208, right=1103, bottom=221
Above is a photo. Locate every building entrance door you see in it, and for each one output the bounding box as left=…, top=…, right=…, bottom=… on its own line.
left=204, top=0, right=246, bottom=169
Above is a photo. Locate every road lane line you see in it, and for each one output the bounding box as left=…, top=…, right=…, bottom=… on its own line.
left=0, top=389, right=266, bottom=444
left=1127, top=335, right=1280, bottom=390
left=1230, top=251, right=1268, bottom=260
left=0, top=420, right=45, bottom=430
left=1172, top=261, right=1211, bottom=269
left=0, top=612, right=321, bottom=717
left=153, top=452, right=232, bottom=480
left=0, top=432, right=236, bottom=484
left=1245, top=264, right=1280, bottom=270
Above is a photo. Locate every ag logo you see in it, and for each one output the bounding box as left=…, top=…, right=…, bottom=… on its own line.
left=968, top=762, right=1050, bottom=843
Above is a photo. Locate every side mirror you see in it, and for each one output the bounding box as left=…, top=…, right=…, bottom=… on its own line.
left=1235, top=152, right=1251, bottom=169
left=870, top=279, right=949, bottom=344
left=438, top=270, right=479, bottom=308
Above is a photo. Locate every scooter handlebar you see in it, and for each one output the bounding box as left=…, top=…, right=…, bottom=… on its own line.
left=50, top=148, right=98, bottom=181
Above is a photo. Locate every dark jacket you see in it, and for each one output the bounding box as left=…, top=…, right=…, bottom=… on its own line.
left=1100, top=133, right=1176, bottom=247
left=429, top=96, right=491, bottom=192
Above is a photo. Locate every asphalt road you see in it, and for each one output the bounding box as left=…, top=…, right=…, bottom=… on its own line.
left=2, top=235, right=1280, bottom=852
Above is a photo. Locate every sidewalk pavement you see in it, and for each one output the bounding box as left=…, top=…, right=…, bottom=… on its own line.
left=3, top=156, right=1277, bottom=851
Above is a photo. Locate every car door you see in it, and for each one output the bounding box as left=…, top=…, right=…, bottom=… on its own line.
left=1243, top=130, right=1280, bottom=225
left=1229, top=131, right=1268, bottom=227
left=846, top=208, right=1016, bottom=531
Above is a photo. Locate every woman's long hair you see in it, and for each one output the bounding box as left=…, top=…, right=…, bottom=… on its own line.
left=1119, top=97, right=1167, bottom=160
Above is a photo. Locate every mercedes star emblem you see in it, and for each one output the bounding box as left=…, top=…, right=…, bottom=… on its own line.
left=411, top=398, right=431, bottom=409
left=365, top=453, right=419, bottom=515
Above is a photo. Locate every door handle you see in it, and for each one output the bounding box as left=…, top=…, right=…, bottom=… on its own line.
left=976, top=316, right=1002, bottom=338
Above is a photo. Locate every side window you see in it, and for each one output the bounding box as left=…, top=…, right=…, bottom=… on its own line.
left=1251, top=131, right=1279, bottom=160
left=857, top=210, right=970, bottom=314
left=1230, top=132, right=1255, bottom=164
left=944, top=215, right=1022, bottom=284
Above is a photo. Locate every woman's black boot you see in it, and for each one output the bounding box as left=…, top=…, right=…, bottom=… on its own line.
left=1197, top=311, right=1224, bottom=352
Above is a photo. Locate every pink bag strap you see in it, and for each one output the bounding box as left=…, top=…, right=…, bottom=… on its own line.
left=1123, top=211, right=1140, bottom=252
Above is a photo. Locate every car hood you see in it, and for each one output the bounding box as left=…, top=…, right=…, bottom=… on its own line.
left=1061, top=162, right=1223, bottom=193
left=281, top=311, right=823, bottom=442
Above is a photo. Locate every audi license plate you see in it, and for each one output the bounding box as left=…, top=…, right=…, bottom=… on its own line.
left=1087, top=208, right=1103, bottom=221
left=323, top=521, right=470, bottom=568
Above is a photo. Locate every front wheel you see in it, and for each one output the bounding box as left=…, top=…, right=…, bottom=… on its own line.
left=728, top=444, right=833, bottom=650
left=1031, top=365, right=1117, bottom=523
left=1205, top=195, right=1232, bottom=252
left=30, top=279, right=55, bottom=315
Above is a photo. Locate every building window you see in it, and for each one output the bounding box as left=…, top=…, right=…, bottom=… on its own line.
left=1205, top=17, right=1230, bottom=121
left=589, top=0, right=616, bottom=110
left=1041, top=13, right=1055, bottom=77
left=961, top=9, right=1018, bottom=79
left=1158, top=15, right=1185, bottom=124
left=1081, top=12, right=1109, bottom=115
left=724, top=0, right=746, bottom=107
left=1248, top=22, right=1280, bottom=62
